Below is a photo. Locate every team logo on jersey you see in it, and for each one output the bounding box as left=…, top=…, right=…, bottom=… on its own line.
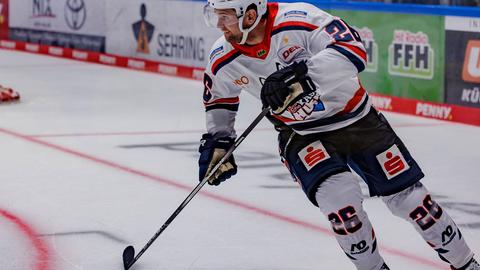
left=388, top=30, right=434, bottom=79
left=376, top=145, right=410, bottom=180
left=257, top=49, right=267, bottom=58
left=298, top=141, right=330, bottom=171
left=278, top=45, right=305, bottom=64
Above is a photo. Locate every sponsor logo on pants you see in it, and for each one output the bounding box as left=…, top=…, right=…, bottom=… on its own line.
left=376, top=145, right=410, bottom=180
left=298, top=141, right=330, bottom=171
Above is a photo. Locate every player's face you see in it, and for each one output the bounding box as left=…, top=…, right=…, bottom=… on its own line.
left=216, top=9, right=243, bottom=43
left=205, top=7, right=242, bottom=43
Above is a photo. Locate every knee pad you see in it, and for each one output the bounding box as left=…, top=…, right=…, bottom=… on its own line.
left=316, top=172, right=364, bottom=218
left=382, top=182, right=431, bottom=221
left=316, top=172, right=385, bottom=270
left=382, top=182, right=473, bottom=268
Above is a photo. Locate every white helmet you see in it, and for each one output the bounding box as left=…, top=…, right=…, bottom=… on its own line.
left=204, top=0, right=267, bottom=44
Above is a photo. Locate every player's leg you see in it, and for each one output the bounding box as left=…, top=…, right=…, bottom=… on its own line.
left=345, top=109, right=477, bottom=269
left=278, top=129, right=389, bottom=270
left=382, top=182, right=477, bottom=270
left=315, top=171, right=388, bottom=270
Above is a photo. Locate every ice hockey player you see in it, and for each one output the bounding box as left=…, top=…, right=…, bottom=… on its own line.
left=0, top=85, right=20, bottom=103
left=198, top=0, right=478, bottom=269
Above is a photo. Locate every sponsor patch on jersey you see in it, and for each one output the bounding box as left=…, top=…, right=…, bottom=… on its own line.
left=284, top=10, right=308, bottom=19
left=298, top=141, right=330, bottom=171
left=278, top=44, right=305, bottom=64
left=286, top=91, right=322, bottom=121
left=233, top=76, right=250, bottom=87
left=376, top=144, right=410, bottom=180
left=209, top=46, right=224, bottom=61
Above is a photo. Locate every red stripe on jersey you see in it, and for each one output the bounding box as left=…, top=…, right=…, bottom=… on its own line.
left=204, top=97, right=240, bottom=106
left=211, top=49, right=240, bottom=74
left=270, top=114, right=296, bottom=123
left=272, top=21, right=318, bottom=32
left=336, top=42, right=367, bottom=62
left=337, top=86, right=366, bottom=115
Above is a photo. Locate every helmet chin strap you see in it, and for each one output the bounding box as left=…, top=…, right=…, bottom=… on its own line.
left=237, top=14, right=262, bottom=45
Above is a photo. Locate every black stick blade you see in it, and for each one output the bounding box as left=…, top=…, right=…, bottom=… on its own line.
left=123, top=245, right=135, bottom=270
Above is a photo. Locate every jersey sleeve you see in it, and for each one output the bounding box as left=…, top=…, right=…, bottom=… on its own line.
left=202, top=42, right=242, bottom=139
left=303, top=5, right=367, bottom=92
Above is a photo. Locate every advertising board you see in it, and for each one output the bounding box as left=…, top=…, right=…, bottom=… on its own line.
left=445, top=16, right=480, bottom=108
left=9, top=0, right=106, bottom=52
left=106, top=0, right=221, bottom=68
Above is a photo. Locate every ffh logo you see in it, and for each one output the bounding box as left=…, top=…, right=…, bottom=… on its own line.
left=132, top=3, right=155, bottom=54
left=388, top=30, right=434, bottom=79
left=462, top=40, right=480, bottom=83
left=298, top=141, right=330, bottom=171
left=376, top=145, right=410, bottom=180
left=65, top=0, right=86, bottom=30
left=32, top=0, right=55, bottom=18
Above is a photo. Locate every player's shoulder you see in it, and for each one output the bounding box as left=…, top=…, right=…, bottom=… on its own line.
left=207, top=37, right=235, bottom=66
left=274, top=2, right=334, bottom=29
left=206, top=37, right=241, bottom=76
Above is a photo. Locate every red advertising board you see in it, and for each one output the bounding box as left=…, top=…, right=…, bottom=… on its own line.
left=0, top=0, right=8, bottom=39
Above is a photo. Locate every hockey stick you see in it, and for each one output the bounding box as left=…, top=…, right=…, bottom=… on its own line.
left=122, top=107, right=271, bottom=270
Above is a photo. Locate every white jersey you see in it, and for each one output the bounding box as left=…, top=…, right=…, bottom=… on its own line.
left=202, top=2, right=371, bottom=137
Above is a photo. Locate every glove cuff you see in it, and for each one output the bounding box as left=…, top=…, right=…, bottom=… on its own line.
left=199, top=133, right=235, bottom=152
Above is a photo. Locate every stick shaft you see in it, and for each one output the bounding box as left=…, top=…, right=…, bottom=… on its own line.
left=127, top=107, right=270, bottom=268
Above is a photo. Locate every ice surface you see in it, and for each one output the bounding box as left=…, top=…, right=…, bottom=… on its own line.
left=0, top=49, right=479, bottom=270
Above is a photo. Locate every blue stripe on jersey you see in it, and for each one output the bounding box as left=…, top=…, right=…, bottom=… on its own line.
left=327, top=44, right=366, bottom=73
left=212, top=51, right=242, bottom=75
left=205, top=103, right=239, bottom=112
left=271, top=26, right=316, bottom=36
left=288, top=95, right=369, bottom=130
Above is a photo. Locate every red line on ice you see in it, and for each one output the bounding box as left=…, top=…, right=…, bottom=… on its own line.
left=0, top=127, right=447, bottom=269
left=0, top=208, right=50, bottom=270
